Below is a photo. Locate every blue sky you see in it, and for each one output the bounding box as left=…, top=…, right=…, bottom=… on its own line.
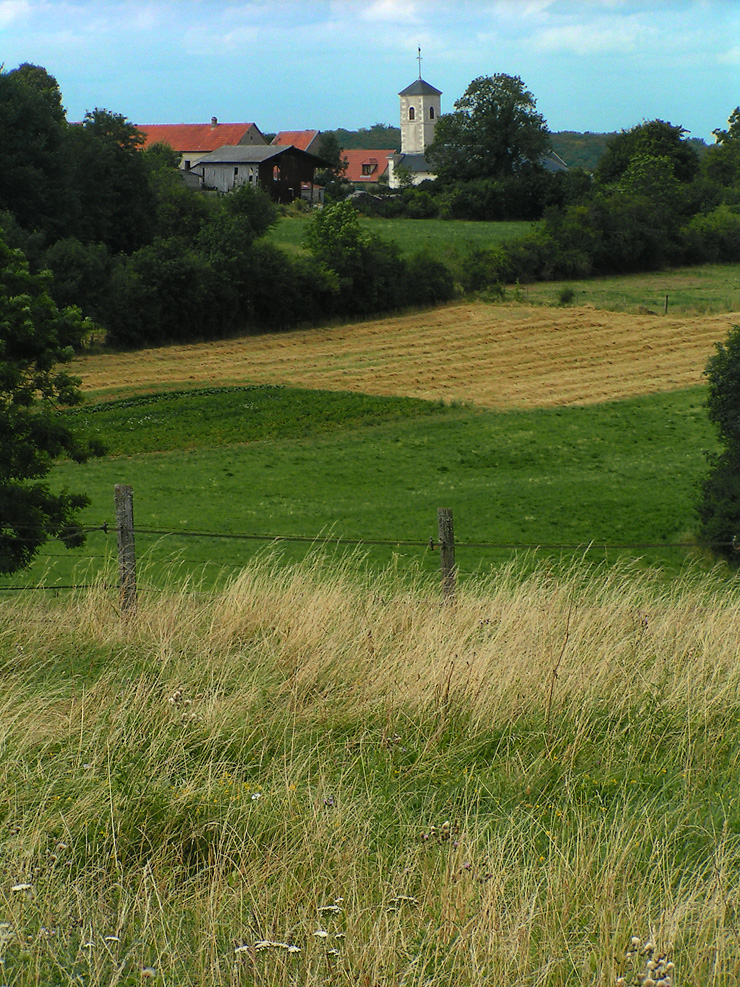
left=1, top=0, right=738, bottom=141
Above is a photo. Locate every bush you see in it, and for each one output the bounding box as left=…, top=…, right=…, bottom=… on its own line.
left=697, top=324, right=740, bottom=561
left=683, top=205, right=740, bottom=263
left=404, top=251, right=455, bottom=306
left=42, top=236, right=111, bottom=323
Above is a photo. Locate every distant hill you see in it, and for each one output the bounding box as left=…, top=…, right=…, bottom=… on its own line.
left=321, top=127, right=709, bottom=172
left=324, top=124, right=401, bottom=150
left=549, top=132, right=614, bottom=171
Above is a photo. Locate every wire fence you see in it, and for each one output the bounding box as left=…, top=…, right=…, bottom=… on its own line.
left=1, top=496, right=735, bottom=599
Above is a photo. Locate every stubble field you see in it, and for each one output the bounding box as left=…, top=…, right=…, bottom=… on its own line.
left=73, top=301, right=736, bottom=408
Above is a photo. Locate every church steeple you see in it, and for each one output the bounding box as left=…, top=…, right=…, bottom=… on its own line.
left=399, top=54, right=441, bottom=155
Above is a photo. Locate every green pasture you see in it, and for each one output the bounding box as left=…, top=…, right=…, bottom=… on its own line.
left=268, top=215, right=535, bottom=260
left=519, top=262, right=740, bottom=315
left=1, top=384, right=719, bottom=593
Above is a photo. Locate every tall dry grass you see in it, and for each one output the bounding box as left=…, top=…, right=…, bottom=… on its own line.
left=2, top=555, right=740, bottom=985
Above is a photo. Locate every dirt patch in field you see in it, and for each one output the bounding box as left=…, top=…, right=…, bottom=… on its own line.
left=73, top=302, right=739, bottom=408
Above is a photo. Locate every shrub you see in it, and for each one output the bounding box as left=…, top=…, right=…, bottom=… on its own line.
left=683, top=205, right=740, bottom=263
left=697, top=324, right=740, bottom=561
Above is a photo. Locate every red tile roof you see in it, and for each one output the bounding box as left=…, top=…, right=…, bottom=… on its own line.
left=137, top=122, right=263, bottom=152
left=341, top=148, right=395, bottom=183
left=271, top=130, right=320, bottom=151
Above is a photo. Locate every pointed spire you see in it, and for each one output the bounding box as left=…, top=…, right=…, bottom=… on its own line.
left=417, top=46, right=422, bottom=79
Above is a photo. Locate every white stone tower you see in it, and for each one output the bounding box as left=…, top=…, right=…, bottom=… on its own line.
left=399, top=74, right=442, bottom=154
left=388, top=49, right=442, bottom=188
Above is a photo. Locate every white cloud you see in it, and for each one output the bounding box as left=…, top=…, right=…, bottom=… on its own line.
left=716, top=44, right=740, bottom=66
left=532, top=21, right=640, bottom=54
left=0, top=0, right=32, bottom=29
left=358, top=0, right=421, bottom=24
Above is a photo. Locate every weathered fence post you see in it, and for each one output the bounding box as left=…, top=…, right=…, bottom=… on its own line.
left=114, top=483, right=137, bottom=614
left=437, top=507, right=456, bottom=603
left=664, top=294, right=669, bottom=315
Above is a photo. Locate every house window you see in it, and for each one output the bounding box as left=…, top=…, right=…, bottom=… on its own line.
left=409, top=106, right=415, bottom=121
left=430, top=106, right=435, bottom=120
left=234, top=167, right=239, bottom=177
left=184, top=159, right=191, bottom=170
left=361, top=160, right=377, bottom=176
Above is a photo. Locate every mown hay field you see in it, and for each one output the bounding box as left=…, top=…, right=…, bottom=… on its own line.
left=74, top=301, right=739, bottom=408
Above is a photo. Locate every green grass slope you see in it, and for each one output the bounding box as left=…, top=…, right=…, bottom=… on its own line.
left=0, top=384, right=717, bottom=591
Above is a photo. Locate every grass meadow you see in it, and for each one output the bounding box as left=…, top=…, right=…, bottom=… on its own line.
left=3, top=555, right=740, bottom=985
left=0, top=383, right=718, bottom=591
left=268, top=215, right=535, bottom=272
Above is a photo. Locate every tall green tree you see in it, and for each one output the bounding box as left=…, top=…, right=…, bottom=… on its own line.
left=68, top=108, right=156, bottom=253
left=697, top=324, right=740, bottom=561
left=595, top=119, right=699, bottom=186
left=426, top=74, right=551, bottom=182
left=0, top=64, right=75, bottom=240
left=0, top=227, right=101, bottom=573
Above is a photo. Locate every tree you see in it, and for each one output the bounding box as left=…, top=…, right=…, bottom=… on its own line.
left=697, top=324, right=740, bottom=561
left=595, top=119, right=699, bottom=186
left=426, top=74, right=551, bottom=183
left=0, top=64, right=75, bottom=240
left=0, top=226, right=101, bottom=573
left=68, top=107, right=156, bottom=253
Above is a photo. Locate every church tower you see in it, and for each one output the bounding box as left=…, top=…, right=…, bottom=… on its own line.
left=388, top=50, right=442, bottom=188
left=399, top=59, right=442, bottom=154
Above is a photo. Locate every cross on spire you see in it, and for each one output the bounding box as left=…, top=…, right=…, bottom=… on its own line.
left=417, top=46, right=422, bottom=79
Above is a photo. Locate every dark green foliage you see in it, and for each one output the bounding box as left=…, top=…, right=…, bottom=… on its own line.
left=324, top=123, right=401, bottom=150
left=304, top=201, right=453, bottom=316
left=684, top=206, right=740, bottom=263
left=42, top=237, right=112, bottom=323
left=427, top=74, right=551, bottom=183
left=0, top=64, right=75, bottom=240
left=68, top=108, right=156, bottom=254
left=596, top=119, right=700, bottom=186
left=0, top=228, right=101, bottom=572
left=107, top=237, right=218, bottom=347
left=314, top=132, right=347, bottom=186
left=697, top=324, right=740, bottom=560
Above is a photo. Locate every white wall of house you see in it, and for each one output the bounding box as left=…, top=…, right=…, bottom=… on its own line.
left=387, top=158, right=437, bottom=189
left=198, top=163, right=259, bottom=193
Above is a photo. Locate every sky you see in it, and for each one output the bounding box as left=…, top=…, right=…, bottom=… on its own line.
left=1, top=0, right=738, bottom=142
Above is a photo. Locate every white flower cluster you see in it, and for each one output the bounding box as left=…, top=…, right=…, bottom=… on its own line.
left=617, top=936, right=674, bottom=987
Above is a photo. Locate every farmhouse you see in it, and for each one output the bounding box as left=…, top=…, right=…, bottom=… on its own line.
left=342, top=148, right=395, bottom=184
left=136, top=118, right=266, bottom=171
left=271, top=130, right=321, bottom=153
left=193, top=144, right=328, bottom=202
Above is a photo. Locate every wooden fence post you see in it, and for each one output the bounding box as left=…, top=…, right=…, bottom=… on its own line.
left=114, top=483, right=137, bottom=614
left=437, top=507, right=456, bottom=603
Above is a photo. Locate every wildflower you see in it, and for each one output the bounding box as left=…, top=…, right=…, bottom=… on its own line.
left=318, top=904, right=342, bottom=914
left=251, top=793, right=262, bottom=801
left=327, top=948, right=340, bottom=956
left=234, top=945, right=251, bottom=954
left=313, top=930, right=328, bottom=938
left=141, top=967, right=157, bottom=979
left=10, top=884, right=32, bottom=893
left=287, top=945, right=301, bottom=953
left=104, top=935, right=120, bottom=942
